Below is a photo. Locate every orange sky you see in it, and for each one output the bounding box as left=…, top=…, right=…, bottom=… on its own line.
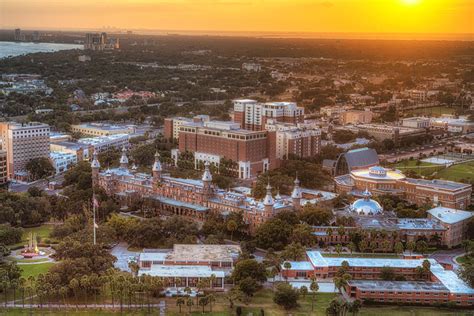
left=1, top=0, right=473, bottom=35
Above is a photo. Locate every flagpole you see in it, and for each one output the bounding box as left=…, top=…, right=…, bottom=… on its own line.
left=93, top=192, right=96, bottom=246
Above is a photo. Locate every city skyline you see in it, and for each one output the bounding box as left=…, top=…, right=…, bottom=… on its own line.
left=1, top=0, right=473, bottom=39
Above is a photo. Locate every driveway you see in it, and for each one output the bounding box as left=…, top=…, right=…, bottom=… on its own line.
left=110, top=242, right=140, bottom=272
left=429, top=248, right=465, bottom=271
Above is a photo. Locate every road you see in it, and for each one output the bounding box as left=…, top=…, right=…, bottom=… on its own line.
left=429, top=248, right=465, bottom=271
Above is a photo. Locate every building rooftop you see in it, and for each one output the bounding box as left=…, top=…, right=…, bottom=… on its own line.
left=352, top=167, right=406, bottom=181
left=78, top=133, right=129, bottom=145
left=397, top=218, right=445, bottom=231
left=348, top=280, right=448, bottom=293
left=72, top=122, right=136, bottom=131
left=342, top=147, right=379, bottom=171
left=166, top=244, right=241, bottom=263
left=281, top=261, right=314, bottom=271
left=139, top=265, right=225, bottom=278
left=427, top=206, right=473, bottom=224
left=404, top=178, right=471, bottom=191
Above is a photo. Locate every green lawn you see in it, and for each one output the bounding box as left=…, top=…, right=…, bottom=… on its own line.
left=435, top=161, right=474, bottom=182
left=392, top=160, right=445, bottom=178
left=10, top=224, right=56, bottom=249
left=456, top=255, right=469, bottom=264
left=404, top=106, right=460, bottom=117
left=19, top=262, right=55, bottom=278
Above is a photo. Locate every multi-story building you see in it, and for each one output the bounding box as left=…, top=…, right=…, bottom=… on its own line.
left=401, top=117, right=431, bottom=129
left=84, top=33, right=119, bottom=51
left=265, top=121, right=321, bottom=161
left=50, top=141, right=91, bottom=162
left=71, top=123, right=138, bottom=137
left=14, top=29, right=22, bottom=41
left=0, top=150, right=8, bottom=185
left=341, top=110, right=374, bottom=125
left=49, top=151, right=77, bottom=174
left=427, top=207, right=473, bottom=248
left=343, top=124, right=427, bottom=144
left=430, top=116, right=474, bottom=134
left=138, top=244, right=241, bottom=290
left=176, top=121, right=273, bottom=179
left=93, top=150, right=309, bottom=231
left=77, top=134, right=129, bottom=154
left=233, top=99, right=304, bottom=131
left=280, top=251, right=473, bottom=306
left=335, top=165, right=472, bottom=210
left=164, top=115, right=210, bottom=140
left=0, top=122, right=50, bottom=180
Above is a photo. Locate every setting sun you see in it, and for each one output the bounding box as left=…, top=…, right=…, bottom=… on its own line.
left=402, top=0, right=421, bottom=5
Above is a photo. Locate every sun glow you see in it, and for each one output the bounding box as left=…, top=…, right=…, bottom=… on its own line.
left=401, top=0, right=421, bottom=5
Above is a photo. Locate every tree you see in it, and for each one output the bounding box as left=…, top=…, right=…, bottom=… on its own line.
left=348, top=242, right=356, bottom=254
left=186, top=297, right=194, bottom=313
left=25, top=157, right=55, bottom=181
left=380, top=266, right=395, bottom=281
left=237, top=277, right=260, bottom=298
left=283, top=261, right=292, bottom=282
left=225, top=287, right=243, bottom=309
left=407, top=241, right=416, bottom=255
left=273, top=283, right=299, bottom=310
left=232, top=259, right=267, bottom=284
left=198, top=296, right=209, bottom=313
left=335, top=244, right=343, bottom=255
left=310, top=277, right=319, bottom=311
left=226, top=220, right=238, bottom=241
left=300, top=285, right=308, bottom=299
left=254, top=218, right=292, bottom=250
left=394, top=242, right=404, bottom=255
left=176, top=297, right=185, bottom=313
left=458, top=257, right=474, bottom=287
left=207, top=294, right=216, bottom=312
left=348, top=299, right=362, bottom=316
left=416, top=240, right=428, bottom=255
left=281, top=242, right=306, bottom=261
left=291, top=223, right=315, bottom=246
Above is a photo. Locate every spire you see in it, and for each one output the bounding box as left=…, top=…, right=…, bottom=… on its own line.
left=263, top=181, right=274, bottom=206
left=291, top=174, right=302, bottom=199
left=202, top=161, right=212, bottom=182
left=152, top=151, right=162, bottom=172
left=119, top=146, right=129, bottom=168
left=91, top=150, right=100, bottom=169
left=362, top=187, right=372, bottom=200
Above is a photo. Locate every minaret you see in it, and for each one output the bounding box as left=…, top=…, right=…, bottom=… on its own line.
left=263, top=182, right=274, bottom=216
left=291, top=175, right=302, bottom=211
left=91, top=150, right=100, bottom=186
left=152, top=151, right=162, bottom=182
left=119, top=146, right=129, bottom=169
left=202, top=161, right=213, bottom=202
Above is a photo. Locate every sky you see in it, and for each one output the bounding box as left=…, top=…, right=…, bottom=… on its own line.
left=1, top=0, right=473, bottom=36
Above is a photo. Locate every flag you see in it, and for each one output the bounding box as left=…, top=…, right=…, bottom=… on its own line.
left=93, top=196, right=100, bottom=209
left=94, top=222, right=99, bottom=229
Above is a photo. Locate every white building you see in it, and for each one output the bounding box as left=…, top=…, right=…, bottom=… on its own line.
left=77, top=134, right=129, bottom=153
left=401, top=117, right=431, bottom=129
left=50, top=151, right=77, bottom=174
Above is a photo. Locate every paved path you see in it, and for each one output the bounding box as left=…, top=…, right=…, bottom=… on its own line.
left=429, top=248, right=465, bottom=271
left=110, top=242, right=140, bottom=272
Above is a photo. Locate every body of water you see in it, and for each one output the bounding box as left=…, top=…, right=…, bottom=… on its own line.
left=0, top=41, right=82, bottom=59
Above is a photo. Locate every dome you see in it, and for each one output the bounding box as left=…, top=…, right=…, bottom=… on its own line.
left=350, top=191, right=383, bottom=216
left=369, top=166, right=387, bottom=177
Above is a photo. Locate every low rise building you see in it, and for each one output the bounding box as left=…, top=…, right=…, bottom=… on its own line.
left=280, top=251, right=474, bottom=306
left=402, top=117, right=431, bottom=129
left=427, top=207, right=473, bottom=248
left=341, top=110, right=373, bottom=125
left=71, top=123, right=138, bottom=137
left=138, top=244, right=241, bottom=290
left=50, top=151, right=77, bottom=174
left=78, top=134, right=129, bottom=153
left=430, top=116, right=474, bottom=134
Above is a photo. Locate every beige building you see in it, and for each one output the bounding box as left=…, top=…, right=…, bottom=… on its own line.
left=341, top=110, right=373, bottom=125
left=71, top=123, right=136, bottom=137
left=0, top=150, right=7, bottom=185
left=0, top=122, right=50, bottom=180
left=427, top=207, right=473, bottom=248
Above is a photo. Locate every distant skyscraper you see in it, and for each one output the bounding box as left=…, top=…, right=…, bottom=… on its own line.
left=32, top=31, right=40, bottom=42
left=84, top=32, right=119, bottom=51
left=14, top=29, right=21, bottom=41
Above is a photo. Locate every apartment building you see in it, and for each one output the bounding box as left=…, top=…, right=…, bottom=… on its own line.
left=341, top=110, right=374, bottom=125
left=0, top=122, right=50, bottom=180
left=49, top=151, right=77, bottom=174
left=0, top=150, right=7, bottom=185
left=233, top=99, right=304, bottom=131
left=163, top=115, right=210, bottom=140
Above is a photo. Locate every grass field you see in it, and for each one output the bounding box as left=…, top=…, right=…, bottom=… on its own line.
left=392, top=160, right=444, bottom=177
left=435, top=161, right=474, bottom=182
left=19, top=262, right=55, bottom=278
left=404, top=106, right=460, bottom=117
left=10, top=224, right=56, bottom=249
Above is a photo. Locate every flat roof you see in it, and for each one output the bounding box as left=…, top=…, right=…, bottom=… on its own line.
left=352, top=168, right=406, bottom=181
left=348, top=280, right=448, bottom=293
left=404, top=178, right=471, bottom=191
left=139, top=252, right=168, bottom=262
left=167, top=244, right=241, bottom=262
left=156, top=197, right=209, bottom=212
left=427, top=206, right=473, bottom=224
left=281, top=261, right=314, bottom=271
left=139, top=265, right=225, bottom=278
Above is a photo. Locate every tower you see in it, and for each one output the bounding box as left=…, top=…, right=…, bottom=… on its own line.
left=91, top=150, right=100, bottom=186
left=119, top=146, right=129, bottom=169
left=202, top=161, right=213, bottom=202
left=152, top=151, right=162, bottom=182
left=291, top=175, right=302, bottom=211
left=263, top=182, right=274, bottom=216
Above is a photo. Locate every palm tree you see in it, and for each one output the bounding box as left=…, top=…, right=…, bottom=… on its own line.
left=348, top=242, right=356, bottom=254
left=310, top=277, right=319, bottom=312
left=207, top=294, right=216, bottom=312
left=198, top=296, right=209, bottom=313
left=59, top=286, right=68, bottom=307
left=209, top=274, right=216, bottom=290
left=69, top=278, right=80, bottom=309
left=2, top=280, right=8, bottom=307
left=80, top=275, right=90, bottom=308
left=10, top=279, right=18, bottom=306
left=283, top=261, right=292, bottom=282
left=348, top=299, right=362, bottom=316
left=186, top=297, right=194, bottom=312
left=176, top=297, right=185, bottom=313
left=18, top=277, right=26, bottom=308
left=227, top=219, right=238, bottom=241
